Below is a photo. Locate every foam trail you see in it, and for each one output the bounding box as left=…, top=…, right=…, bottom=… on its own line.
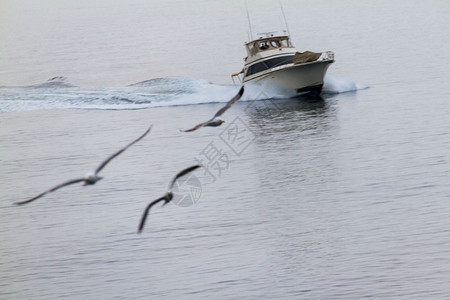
left=29, top=76, right=76, bottom=88
left=322, top=75, right=369, bottom=94
left=241, top=76, right=368, bottom=100
left=0, top=77, right=244, bottom=113
left=0, top=76, right=368, bottom=113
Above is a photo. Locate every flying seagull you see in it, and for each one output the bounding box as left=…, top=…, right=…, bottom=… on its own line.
left=14, top=125, right=152, bottom=206
left=181, top=86, right=244, bottom=132
left=138, top=165, right=201, bottom=233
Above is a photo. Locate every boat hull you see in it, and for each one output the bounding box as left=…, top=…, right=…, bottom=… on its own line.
left=243, top=60, right=332, bottom=96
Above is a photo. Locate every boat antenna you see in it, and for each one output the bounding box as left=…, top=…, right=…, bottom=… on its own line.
left=245, top=0, right=254, bottom=41
left=279, top=1, right=291, bottom=37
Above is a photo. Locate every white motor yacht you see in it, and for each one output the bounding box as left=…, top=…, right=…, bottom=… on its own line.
left=232, top=33, right=334, bottom=96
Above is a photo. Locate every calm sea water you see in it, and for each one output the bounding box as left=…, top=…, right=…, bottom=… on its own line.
left=1, top=0, right=450, bottom=299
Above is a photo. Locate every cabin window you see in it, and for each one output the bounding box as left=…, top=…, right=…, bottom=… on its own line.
left=245, top=55, right=294, bottom=76
left=258, top=41, right=269, bottom=50
left=246, top=61, right=268, bottom=76
left=265, top=55, right=294, bottom=68
left=280, top=39, right=290, bottom=47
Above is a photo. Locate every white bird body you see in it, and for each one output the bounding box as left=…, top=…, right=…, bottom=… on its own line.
left=181, top=87, right=244, bottom=132
left=138, top=165, right=201, bottom=233
left=83, top=171, right=102, bottom=184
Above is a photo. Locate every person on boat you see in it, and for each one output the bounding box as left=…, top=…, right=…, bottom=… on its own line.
left=259, top=42, right=269, bottom=50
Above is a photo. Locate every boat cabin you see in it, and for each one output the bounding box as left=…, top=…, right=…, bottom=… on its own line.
left=245, top=35, right=294, bottom=57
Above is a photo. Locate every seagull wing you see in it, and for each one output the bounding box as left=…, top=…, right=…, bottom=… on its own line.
left=211, top=86, right=244, bottom=120
left=14, top=178, right=85, bottom=206
left=95, top=125, right=152, bottom=174
left=168, top=165, right=201, bottom=191
left=180, top=120, right=210, bottom=133
left=138, top=195, right=167, bottom=233
left=180, top=86, right=244, bottom=133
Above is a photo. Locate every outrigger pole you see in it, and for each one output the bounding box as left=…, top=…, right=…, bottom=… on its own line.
left=245, top=0, right=253, bottom=41
left=279, top=1, right=291, bottom=37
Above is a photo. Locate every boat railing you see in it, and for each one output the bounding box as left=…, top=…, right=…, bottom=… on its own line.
left=231, top=69, right=244, bottom=85
left=321, top=51, right=335, bottom=61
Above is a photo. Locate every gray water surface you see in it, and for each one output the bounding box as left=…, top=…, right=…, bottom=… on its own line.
left=1, top=0, right=450, bottom=299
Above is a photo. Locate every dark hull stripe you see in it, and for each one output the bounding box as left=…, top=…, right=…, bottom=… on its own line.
left=245, top=53, right=295, bottom=67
